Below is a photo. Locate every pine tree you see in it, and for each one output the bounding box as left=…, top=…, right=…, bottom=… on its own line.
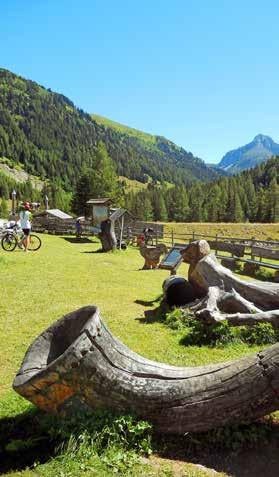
left=189, top=184, right=204, bottom=222
left=152, top=190, right=168, bottom=221
left=0, top=198, right=8, bottom=218
left=256, top=187, right=268, bottom=222
left=267, top=178, right=279, bottom=222
left=90, top=142, right=120, bottom=200
left=245, top=177, right=257, bottom=221
left=234, top=192, right=244, bottom=222
left=71, top=171, right=92, bottom=215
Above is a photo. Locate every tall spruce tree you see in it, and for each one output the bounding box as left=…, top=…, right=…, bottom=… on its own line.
left=267, top=178, right=279, bottom=222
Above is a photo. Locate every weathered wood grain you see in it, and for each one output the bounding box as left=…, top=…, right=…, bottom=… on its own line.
left=13, top=306, right=279, bottom=434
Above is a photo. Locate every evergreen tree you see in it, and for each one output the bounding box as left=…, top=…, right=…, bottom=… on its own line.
left=189, top=184, right=204, bottom=222
left=267, top=178, right=279, bottom=222
left=0, top=198, right=8, bottom=218
left=152, top=189, right=168, bottom=221
left=71, top=171, right=92, bottom=215
left=233, top=192, right=245, bottom=222
left=245, top=176, right=257, bottom=221
left=90, top=142, right=120, bottom=200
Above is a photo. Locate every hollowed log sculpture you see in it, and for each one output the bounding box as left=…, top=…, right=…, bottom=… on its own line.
left=139, top=243, right=167, bottom=269
left=14, top=305, right=279, bottom=434
left=180, top=240, right=279, bottom=327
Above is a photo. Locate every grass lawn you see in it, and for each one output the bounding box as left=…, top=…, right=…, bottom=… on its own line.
left=0, top=233, right=278, bottom=476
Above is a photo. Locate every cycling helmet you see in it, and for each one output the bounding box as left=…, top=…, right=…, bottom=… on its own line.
left=23, top=202, right=31, bottom=210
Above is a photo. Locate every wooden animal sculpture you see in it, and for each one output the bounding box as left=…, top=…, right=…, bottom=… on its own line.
left=139, top=243, right=167, bottom=269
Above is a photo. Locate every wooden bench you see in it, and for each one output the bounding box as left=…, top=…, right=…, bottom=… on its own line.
left=207, top=241, right=246, bottom=271
left=211, top=242, right=279, bottom=279
left=208, top=241, right=246, bottom=257
left=242, top=246, right=279, bottom=276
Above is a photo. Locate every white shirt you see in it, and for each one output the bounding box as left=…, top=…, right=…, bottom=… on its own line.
left=19, top=211, right=31, bottom=229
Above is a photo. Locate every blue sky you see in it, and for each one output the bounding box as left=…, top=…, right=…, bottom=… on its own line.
left=1, top=0, right=279, bottom=163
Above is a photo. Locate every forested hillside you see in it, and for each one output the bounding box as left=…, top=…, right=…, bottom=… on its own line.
left=0, top=68, right=278, bottom=223
left=125, top=157, right=279, bottom=222
left=0, top=67, right=220, bottom=195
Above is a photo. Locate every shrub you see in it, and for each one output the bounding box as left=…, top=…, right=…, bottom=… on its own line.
left=165, top=308, right=187, bottom=330
left=254, top=268, right=274, bottom=281
left=181, top=318, right=237, bottom=347
left=238, top=322, right=279, bottom=345
left=164, top=304, right=279, bottom=347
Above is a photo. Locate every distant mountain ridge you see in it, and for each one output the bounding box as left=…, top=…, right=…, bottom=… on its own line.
left=218, top=134, right=279, bottom=173
left=0, top=67, right=221, bottom=191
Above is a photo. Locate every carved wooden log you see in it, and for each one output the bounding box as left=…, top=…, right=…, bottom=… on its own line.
left=139, top=243, right=167, bottom=269
left=98, top=219, right=117, bottom=252
left=181, top=241, right=279, bottom=312
left=13, top=306, right=279, bottom=434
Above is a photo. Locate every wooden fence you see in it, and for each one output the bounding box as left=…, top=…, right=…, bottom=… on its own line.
left=32, top=219, right=164, bottom=239
left=161, top=230, right=279, bottom=250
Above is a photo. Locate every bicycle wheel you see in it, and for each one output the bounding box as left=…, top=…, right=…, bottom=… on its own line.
left=28, top=234, right=42, bottom=251
left=1, top=234, right=17, bottom=251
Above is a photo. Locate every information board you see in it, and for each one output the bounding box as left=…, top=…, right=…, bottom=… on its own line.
left=159, top=243, right=185, bottom=271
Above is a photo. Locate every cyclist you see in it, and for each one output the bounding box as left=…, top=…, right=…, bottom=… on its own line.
left=19, top=202, right=32, bottom=252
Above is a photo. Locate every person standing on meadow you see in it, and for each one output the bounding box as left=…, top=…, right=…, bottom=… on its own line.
left=19, top=202, right=32, bottom=251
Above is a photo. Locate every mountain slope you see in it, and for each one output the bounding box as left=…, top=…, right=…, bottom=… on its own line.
left=218, top=134, right=279, bottom=173
left=0, top=68, right=220, bottom=191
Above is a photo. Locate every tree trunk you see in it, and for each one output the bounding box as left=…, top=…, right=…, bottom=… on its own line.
left=13, top=306, right=279, bottom=434
left=98, top=219, right=117, bottom=252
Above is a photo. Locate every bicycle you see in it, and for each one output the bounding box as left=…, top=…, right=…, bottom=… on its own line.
left=1, top=225, right=42, bottom=252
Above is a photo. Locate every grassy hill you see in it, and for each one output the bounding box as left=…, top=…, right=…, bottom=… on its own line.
left=92, top=114, right=158, bottom=145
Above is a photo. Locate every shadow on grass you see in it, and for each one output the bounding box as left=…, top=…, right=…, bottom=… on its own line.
left=0, top=408, right=56, bottom=474
left=136, top=301, right=167, bottom=325
left=61, top=237, right=96, bottom=244
left=154, top=419, right=279, bottom=477
left=135, top=296, right=162, bottom=307
left=81, top=249, right=104, bottom=254
left=2, top=404, right=279, bottom=476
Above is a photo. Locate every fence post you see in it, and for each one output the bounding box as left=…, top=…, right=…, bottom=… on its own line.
left=171, top=229, right=174, bottom=247
left=156, top=230, right=158, bottom=245
left=192, top=231, right=195, bottom=242
left=215, top=233, right=218, bottom=254
left=251, top=236, right=255, bottom=260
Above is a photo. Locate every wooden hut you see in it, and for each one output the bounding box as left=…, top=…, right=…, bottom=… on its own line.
left=32, top=209, right=73, bottom=233
left=86, top=198, right=112, bottom=227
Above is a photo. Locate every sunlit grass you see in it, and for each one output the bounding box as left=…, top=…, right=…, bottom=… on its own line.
left=0, top=233, right=275, bottom=477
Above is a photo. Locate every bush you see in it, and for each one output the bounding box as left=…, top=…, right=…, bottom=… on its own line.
left=2, top=409, right=153, bottom=476
left=165, top=308, right=188, bottom=330
left=238, top=322, right=279, bottom=345
left=182, top=318, right=237, bottom=347
left=164, top=306, right=279, bottom=347
left=42, top=410, right=153, bottom=457
left=254, top=268, right=274, bottom=281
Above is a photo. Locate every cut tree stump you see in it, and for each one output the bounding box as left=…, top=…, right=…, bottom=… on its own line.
left=13, top=306, right=279, bottom=434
